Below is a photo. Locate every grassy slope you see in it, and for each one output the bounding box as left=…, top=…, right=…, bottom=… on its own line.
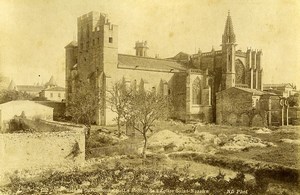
left=156, top=121, right=300, bottom=168
left=88, top=121, right=300, bottom=168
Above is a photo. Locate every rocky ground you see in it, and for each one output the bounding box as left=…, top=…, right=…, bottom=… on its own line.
left=1, top=121, right=299, bottom=194
left=146, top=128, right=277, bottom=154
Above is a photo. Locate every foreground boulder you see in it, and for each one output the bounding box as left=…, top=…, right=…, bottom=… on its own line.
left=254, top=127, right=272, bottom=134
left=221, top=134, right=276, bottom=151
left=147, top=130, right=215, bottom=153
left=280, top=139, right=300, bottom=146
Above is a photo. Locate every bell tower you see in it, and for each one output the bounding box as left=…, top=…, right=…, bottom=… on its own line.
left=221, top=11, right=237, bottom=90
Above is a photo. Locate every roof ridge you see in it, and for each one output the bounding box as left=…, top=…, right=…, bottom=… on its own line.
left=118, top=53, right=178, bottom=62
left=234, top=87, right=265, bottom=95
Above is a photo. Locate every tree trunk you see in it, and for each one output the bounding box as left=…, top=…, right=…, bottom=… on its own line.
left=125, top=122, right=128, bottom=136
left=86, top=117, right=91, bottom=139
left=117, top=116, right=121, bottom=137
left=142, top=132, right=147, bottom=159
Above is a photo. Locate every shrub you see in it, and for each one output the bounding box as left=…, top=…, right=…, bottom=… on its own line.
left=1, top=164, right=268, bottom=194
left=8, top=117, right=32, bottom=133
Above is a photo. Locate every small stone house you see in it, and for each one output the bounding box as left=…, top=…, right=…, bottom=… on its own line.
left=40, top=86, right=65, bottom=102
left=263, top=83, right=297, bottom=98
left=216, top=87, right=280, bottom=126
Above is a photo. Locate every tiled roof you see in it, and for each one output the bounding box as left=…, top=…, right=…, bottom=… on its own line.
left=46, top=76, right=56, bottom=86
left=172, top=52, right=190, bottom=60
left=65, top=41, right=78, bottom=48
left=8, top=80, right=16, bottom=90
left=235, top=87, right=274, bottom=95
left=44, top=86, right=65, bottom=92
left=17, top=85, right=44, bottom=92
left=263, top=83, right=294, bottom=88
left=118, top=54, right=187, bottom=72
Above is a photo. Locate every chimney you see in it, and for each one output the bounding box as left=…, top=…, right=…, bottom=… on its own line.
left=134, top=41, right=149, bottom=57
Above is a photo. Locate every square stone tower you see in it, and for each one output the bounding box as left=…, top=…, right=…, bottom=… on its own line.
left=77, top=11, right=118, bottom=80
left=65, top=11, right=119, bottom=124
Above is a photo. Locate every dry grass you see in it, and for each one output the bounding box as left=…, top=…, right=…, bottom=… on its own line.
left=87, top=120, right=299, bottom=168
left=151, top=120, right=300, bottom=168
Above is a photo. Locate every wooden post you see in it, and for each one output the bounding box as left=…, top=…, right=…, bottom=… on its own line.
left=285, top=100, right=289, bottom=126
left=268, top=98, right=272, bottom=126
left=280, top=98, right=285, bottom=126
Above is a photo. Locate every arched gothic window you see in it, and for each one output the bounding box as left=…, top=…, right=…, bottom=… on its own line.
left=192, top=77, right=201, bottom=105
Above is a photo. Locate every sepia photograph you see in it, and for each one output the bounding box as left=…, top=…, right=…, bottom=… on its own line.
left=0, top=0, right=299, bottom=194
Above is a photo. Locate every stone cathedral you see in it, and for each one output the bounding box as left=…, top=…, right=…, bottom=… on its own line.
left=65, top=11, right=263, bottom=126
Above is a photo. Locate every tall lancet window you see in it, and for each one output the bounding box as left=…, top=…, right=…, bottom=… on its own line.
left=192, top=77, right=201, bottom=105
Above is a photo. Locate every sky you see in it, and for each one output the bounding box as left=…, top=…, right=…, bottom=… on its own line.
left=0, top=0, right=299, bottom=88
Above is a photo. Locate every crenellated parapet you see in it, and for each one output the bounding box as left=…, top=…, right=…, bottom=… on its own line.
left=76, top=11, right=118, bottom=79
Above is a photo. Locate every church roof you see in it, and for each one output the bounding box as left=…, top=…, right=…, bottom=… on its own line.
left=45, top=76, right=57, bottom=87
left=235, top=87, right=274, bottom=96
left=65, top=41, right=78, bottom=48
left=218, top=87, right=276, bottom=96
left=48, top=76, right=55, bottom=85
left=44, top=86, right=65, bottom=92
left=8, top=80, right=16, bottom=90
left=263, top=83, right=295, bottom=89
left=169, top=52, right=190, bottom=62
left=173, top=52, right=189, bottom=58
left=118, top=54, right=187, bottom=72
left=16, top=85, right=44, bottom=92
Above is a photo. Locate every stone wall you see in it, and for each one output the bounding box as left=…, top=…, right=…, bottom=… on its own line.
left=0, top=121, right=85, bottom=172
left=216, top=88, right=266, bottom=126
left=0, top=101, right=54, bottom=132
left=290, top=107, right=300, bottom=125
left=35, top=101, right=66, bottom=120
left=172, top=73, right=187, bottom=121
left=42, top=90, right=65, bottom=102
left=105, top=69, right=181, bottom=125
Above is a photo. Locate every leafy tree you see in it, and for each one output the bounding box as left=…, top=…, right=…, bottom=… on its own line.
left=67, top=80, right=101, bottom=137
left=0, top=90, right=35, bottom=104
left=287, top=93, right=300, bottom=107
left=130, top=90, right=172, bottom=158
left=107, top=78, right=132, bottom=137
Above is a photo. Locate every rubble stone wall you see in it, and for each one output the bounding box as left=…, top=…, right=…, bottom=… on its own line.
left=0, top=121, right=85, bottom=172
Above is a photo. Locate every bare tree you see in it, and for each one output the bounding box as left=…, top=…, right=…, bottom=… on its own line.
left=130, top=90, right=172, bottom=158
left=107, top=78, right=132, bottom=137
left=67, top=80, right=101, bottom=138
